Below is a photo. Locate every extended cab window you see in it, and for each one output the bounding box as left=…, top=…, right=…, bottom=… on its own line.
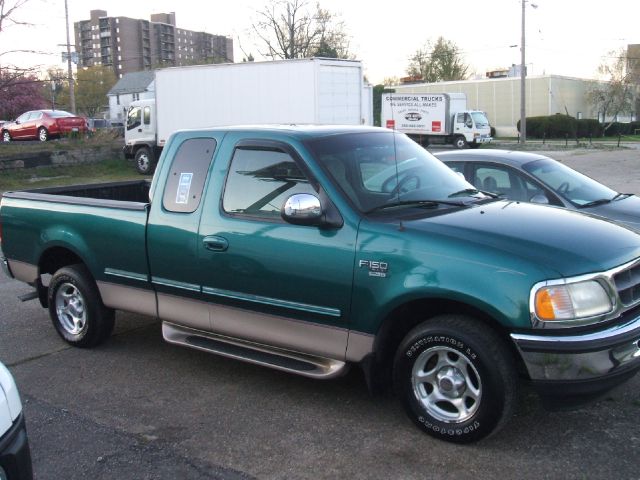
left=223, top=147, right=315, bottom=219
left=162, top=138, right=216, bottom=213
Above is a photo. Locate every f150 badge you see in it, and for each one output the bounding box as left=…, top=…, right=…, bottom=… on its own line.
left=359, top=260, right=389, bottom=278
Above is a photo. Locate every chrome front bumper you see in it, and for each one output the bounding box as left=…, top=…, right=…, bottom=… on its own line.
left=511, top=312, right=640, bottom=383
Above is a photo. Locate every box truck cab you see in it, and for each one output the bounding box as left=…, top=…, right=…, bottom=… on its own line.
left=124, top=99, right=158, bottom=175
left=382, top=92, right=492, bottom=149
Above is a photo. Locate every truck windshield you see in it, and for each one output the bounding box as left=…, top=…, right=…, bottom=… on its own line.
left=471, top=112, right=489, bottom=128
left=306, top=132, right=481, bottom=213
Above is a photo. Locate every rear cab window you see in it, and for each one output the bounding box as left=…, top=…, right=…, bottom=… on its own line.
left=162, top=138, right=217, bottom=213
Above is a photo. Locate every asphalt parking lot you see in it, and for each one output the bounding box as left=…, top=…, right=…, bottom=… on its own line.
left=2, top=146, right=640, bottom=479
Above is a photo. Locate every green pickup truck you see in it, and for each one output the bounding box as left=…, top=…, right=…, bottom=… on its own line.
left=2, top=126, right=640, bottom=443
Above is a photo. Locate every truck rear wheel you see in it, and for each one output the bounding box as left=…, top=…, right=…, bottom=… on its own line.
left=453, top=136, right=467, bottom=149
left=393, top=314, right=517, bottom=443
left=135, top=147, right=156, bottom=175
left=48, top=264, right=115, bottom=348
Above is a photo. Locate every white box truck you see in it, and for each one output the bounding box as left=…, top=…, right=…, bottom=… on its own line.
left=124, top=58, right=373, bottom=174
left=381, top=93, right=492, bottom=149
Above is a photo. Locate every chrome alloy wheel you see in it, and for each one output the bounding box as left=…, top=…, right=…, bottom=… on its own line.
left=55, top=282, right=87, bottom=335
left=411, top=346, right=482, bottom=423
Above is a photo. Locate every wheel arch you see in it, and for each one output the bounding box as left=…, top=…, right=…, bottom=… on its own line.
left=365, top=297, right=526, bottom=391
left=38, top=245, right=87, bottom=277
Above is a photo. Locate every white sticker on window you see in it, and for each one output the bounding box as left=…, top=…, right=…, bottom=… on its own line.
left=176, top=173, right=193, bottom=204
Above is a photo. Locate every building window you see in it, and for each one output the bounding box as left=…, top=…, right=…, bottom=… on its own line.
left=116, top=95, right=120, bottom=105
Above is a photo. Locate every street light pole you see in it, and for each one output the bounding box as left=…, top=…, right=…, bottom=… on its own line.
left=520, top=0, right=526, bottom=144
left=64, top=0, right=76, bottom=113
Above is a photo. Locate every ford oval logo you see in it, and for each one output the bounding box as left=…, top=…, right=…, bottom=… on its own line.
left=405, top=112, right=422, bottom=121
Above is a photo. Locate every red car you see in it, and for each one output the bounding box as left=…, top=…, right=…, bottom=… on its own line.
left=1, top=110, right=88, bottom=142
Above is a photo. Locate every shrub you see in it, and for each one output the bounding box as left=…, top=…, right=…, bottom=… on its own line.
left=518, top=114, right=576, bottom=139
left=576, top=119, right=603, bottom=138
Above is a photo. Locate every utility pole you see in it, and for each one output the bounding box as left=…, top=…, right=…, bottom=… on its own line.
left=520, top=0, right=526, bottom=144
left=64, top=0, right=76, bottom=113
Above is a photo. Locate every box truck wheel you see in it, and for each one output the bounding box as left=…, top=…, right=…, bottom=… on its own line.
left=453, top=136, right=468, bottom=149
left=135, top=147, right=156, bottom=175
left=393, top=314, right=518, bottom=443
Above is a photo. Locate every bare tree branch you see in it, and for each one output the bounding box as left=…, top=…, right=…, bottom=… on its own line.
left=251, top=0, right=353, bottom=60
left=587, top=48, right=637, bottom=131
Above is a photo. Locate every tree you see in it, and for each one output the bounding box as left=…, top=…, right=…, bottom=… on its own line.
left=407, top=37, right=469, bottom=83
left=251, top=0, right=352, bottom=60
left=75, top=66, right=117, bottom=117
left=587, top=48, right=638, bottom=132
left=0, top=71, right=47, bottom=119
left=1, top=0, right=41, bottom=91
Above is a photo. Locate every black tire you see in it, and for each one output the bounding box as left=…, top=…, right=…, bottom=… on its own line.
left=2, top=130, right=10, bottom=142
left=38, top=127, right=49, bottom=142
left=135, top=147, right=156, bottom=175
left=453, top=136, right=467, bottom=149
left=393, top=315, right=518, bottom=443
left=47, top=264, right=115, bottom=348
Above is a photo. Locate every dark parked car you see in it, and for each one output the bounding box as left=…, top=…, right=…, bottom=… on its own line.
left=1, top=110, right=88, bottom=142
left=436, top=149, right=640, bottom=231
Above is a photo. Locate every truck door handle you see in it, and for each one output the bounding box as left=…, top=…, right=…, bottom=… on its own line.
left=138, top=128, right=142, bottom=132
left=203, top=235, right=228, bottom=252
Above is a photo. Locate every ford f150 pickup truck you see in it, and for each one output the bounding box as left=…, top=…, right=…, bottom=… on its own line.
left=2, top=126, right=640, bottom=443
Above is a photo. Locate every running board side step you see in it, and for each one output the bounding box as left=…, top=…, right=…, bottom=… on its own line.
left=162, top=322, right=348, bottom=379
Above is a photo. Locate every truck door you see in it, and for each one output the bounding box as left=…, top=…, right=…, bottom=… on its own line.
left=196, top=135, right=357, bottom=360
left=146, top=134, right=222, bottom=332
left=454, top=112, right=474, bottom=140
left=125, top=103, right=155, bottom=146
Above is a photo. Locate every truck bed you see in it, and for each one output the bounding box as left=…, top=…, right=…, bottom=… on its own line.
left=3, top=180, right=150, bottom=210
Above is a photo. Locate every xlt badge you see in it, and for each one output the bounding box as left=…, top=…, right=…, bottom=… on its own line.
left=359, top=260, right=389, bottom=278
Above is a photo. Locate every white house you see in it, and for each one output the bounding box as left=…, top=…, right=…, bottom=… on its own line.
left=107, top=71, right=155, bottom=124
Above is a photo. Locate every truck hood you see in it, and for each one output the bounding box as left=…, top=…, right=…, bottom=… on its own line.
left=402, top=200, right=640, bottom=277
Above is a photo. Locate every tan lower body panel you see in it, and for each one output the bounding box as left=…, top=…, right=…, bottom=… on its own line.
left=7, top=260, right=38, bottom=284
left=96, top=281, right=375, bottom=363
left=97, top=281, right=158, bottom=318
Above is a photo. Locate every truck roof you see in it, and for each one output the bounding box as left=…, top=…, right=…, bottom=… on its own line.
left=172, top=124, right=384, bottom=139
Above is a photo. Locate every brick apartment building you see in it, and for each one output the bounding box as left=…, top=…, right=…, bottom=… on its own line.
left=74, top=10, right=233, bottom=78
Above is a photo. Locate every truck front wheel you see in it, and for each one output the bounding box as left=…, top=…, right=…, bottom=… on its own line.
left=453, top=136, right=468, bottom=149
left=48, top=264, right=115, bottom=348
left=135, top=147, right=156, bottom=175
left=393, top=315, right=517, bottom=443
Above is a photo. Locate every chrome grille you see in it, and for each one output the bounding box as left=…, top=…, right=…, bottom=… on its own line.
left=613, top=261, right=640, bottom=307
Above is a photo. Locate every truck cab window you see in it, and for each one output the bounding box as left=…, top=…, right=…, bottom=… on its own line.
left=127, top=107, right=141, bottom=130
left=162, top=138, right=217, bottom=213
left=143, top=106, right=151, bottom=125
left=223, top=147, right=315, bottom=219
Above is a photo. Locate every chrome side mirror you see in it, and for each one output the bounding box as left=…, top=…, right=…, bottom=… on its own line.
left=281, top=193, right=322, bottom=226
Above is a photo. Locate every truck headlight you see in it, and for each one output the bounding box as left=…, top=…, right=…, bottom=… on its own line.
left=534, top=280, right=613, bottom=322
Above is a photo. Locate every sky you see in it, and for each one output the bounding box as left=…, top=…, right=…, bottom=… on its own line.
left=1, top=0, right=638, bottom=84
